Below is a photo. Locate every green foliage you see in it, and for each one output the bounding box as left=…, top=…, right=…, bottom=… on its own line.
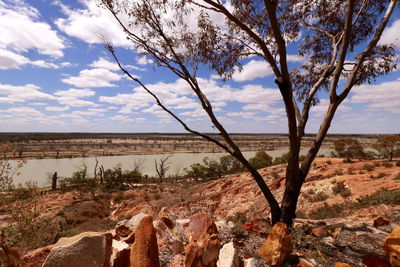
left=273, top=152, right=290, bottom=165
left=373, top=134, right=400, bottom=161
left=309, top=189, right=400, bottom=219
left=219, top=155, right=244, bottom=174
left=249, top=151, right=272, bottom=169
left=333, top=138, right=365, bottom=162
left=7, top=182, right=60, bottom=250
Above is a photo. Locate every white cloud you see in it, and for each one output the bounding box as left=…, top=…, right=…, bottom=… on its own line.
left=45, top=106, right=69, bottom=112
left=55, top=88, right=97, bottom=107
left=231, top=60, right=274, bottom=82
left=1, top=107, right=44, bottom=117
left=350, top=79, right=400, bottom=113
left=55, top=0, right=130, bottom=47
left=0, top=1, right=65, bottom=57
left=0, top=48, right=71, bottom=70
left=62, top=68, right=121, bottom=88
left=137, top=56, right=154, bottom=65
left=0, top=83, right=55, bottom=103
left=380, top=19, right=400, bottom=50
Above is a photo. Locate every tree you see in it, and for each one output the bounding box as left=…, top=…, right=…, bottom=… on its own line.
left=249, top=151, right=273, bottom=169
left=333, top=138, right=365, bottom=162
left=155, top=156, right=172, bottom=182
left=373, top=134, right=400, bottom=161
left=100, top=0, right=398, bottom=225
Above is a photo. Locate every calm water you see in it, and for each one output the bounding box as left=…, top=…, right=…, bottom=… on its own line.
left=12, top=149, right=332, bottom=187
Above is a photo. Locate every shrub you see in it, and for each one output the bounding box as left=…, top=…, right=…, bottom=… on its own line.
left=308, top=203, right=345, bottom=220
left=332, top=182, right=351, bottom=198
left=335, top=169, right=344, bottom=176
left=333, top=138, right=365, bottom=162
left=249, top=151, right=273, bottom=169
left=363, top=164, right=375, bottom=172
left=373, top=162, right=381, bottom=167
left=348, top=167, right=355, bottom=175
left=326, top=160, right=332, bottom=165
left=154, top=193, right=161, bottom=200
left=394, top=173, right=400, bottom=180
left=382, top=162, right=393, bottom=168
left=226, top=212, right=247, bottom=224
left=375, top=172, right=387, bottom=179
left=396, top=161, right=400, bottom=167
left=309, top=191, right=329, bottom=202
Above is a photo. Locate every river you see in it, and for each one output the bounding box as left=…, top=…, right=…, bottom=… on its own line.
left=11, top=148, right=332, bottom=187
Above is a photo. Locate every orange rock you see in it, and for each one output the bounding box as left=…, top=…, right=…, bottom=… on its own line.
left=311, top=227, right=329, bottom=237
left=130, top=216, right=160, bottom=267
left=373, top=216, right=390, bottom=227
left=184, top=213, right=221, bottom=267
left=259, top=222, right=292, bottom=266
left=334, top=263, right=352, bottom=267
left=362, top=254, right=390, bottom=267
left=384, top=226, right=400, bottom=267
left=296, top=258, right=314, bottom=267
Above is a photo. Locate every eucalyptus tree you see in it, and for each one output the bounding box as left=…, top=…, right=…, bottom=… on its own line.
left=99, top=0, right=398, bottom=225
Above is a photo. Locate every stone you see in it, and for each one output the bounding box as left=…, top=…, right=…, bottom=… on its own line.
left=334, top=263, right=352, bottom=267
left=296, top=258, right=314, bottom=267
left=384, top=226, right=400, bottom=267
left=130, top=216, right=160, bottom=267
left=311, top=227, right=329, bottom=237
left=217, top=242, right=239, bottom=267
left=42, top=232, right=113, bottom=267
left=362, top=254, right=390, bottom=267
left=373, top=216, right=390, bottom=227
left=111, top=240, right=130, bottom=267
left=184, top=213, right=221, bottom=267
left=243, top=257, right=255, bottom=267
left=259, top=222, right=292, bottom=266
left=115, top=212, right=148, bottom=239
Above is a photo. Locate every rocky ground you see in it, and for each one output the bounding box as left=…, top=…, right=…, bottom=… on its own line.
left=1, top=157, right=400, bottom=266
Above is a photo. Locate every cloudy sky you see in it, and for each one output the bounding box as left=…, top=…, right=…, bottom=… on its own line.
left=0, top=0, right=399, bottom=134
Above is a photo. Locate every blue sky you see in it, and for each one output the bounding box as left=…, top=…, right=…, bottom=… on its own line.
left=0, top=0, right=399, bottom=134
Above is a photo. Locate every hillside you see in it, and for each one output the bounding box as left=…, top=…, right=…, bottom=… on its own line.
left=1, top=158, right=400, bottom=266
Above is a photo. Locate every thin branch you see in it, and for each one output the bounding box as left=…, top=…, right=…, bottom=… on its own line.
left=339, top=0, right=397, bottom=101
left=108, top=49, right=234, bottom=154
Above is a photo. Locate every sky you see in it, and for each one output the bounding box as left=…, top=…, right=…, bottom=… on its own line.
left=0, top=0, right=399, bottom=134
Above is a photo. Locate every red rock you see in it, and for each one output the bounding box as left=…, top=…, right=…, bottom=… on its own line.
left=334, top=263, right=352, bottom=267
left=373, top=216, right=390, bottom=227
left=184, top=213, right=221, bottom=267
left=130, top=216, right=160, bottom=267
left=243, top=222, right=260, bottom=233
left=297, top=258, right=314, bottom=267
left=259, top=222, right=292, bottom=266
left=362, top=254, right=390, bottom=267
left=384, top=226, right=400, bottom=267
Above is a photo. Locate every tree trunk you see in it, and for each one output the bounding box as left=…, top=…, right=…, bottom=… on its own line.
left=51, top=172, right=58, bottom=191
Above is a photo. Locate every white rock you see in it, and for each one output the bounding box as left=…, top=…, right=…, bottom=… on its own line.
left=243, top=257, right=255, bottom=267
left=42, top=232, right=112, bottom=267
left=217, top=242, right=239, bottom=267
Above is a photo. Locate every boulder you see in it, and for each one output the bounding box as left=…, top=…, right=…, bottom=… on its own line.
left=259, top=222, right=292, bottom=266
left=130, top=216, right=160, bottom=267
left=296, top=258, right=314, bottom=267
left=384, top=226, right=400, bottom=267
left=362, top=254, right=390, bottom=267
left=216, top=242, right=239, bottom=267
left=42, top=232, right=112, bottom=267
left=184, top=213, right=221, bottom=267
left=111, top=240, right=130, bottom=267
left=373, top=216, right=390, bottom=227
left=115, top=212, right=148, bottom=242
